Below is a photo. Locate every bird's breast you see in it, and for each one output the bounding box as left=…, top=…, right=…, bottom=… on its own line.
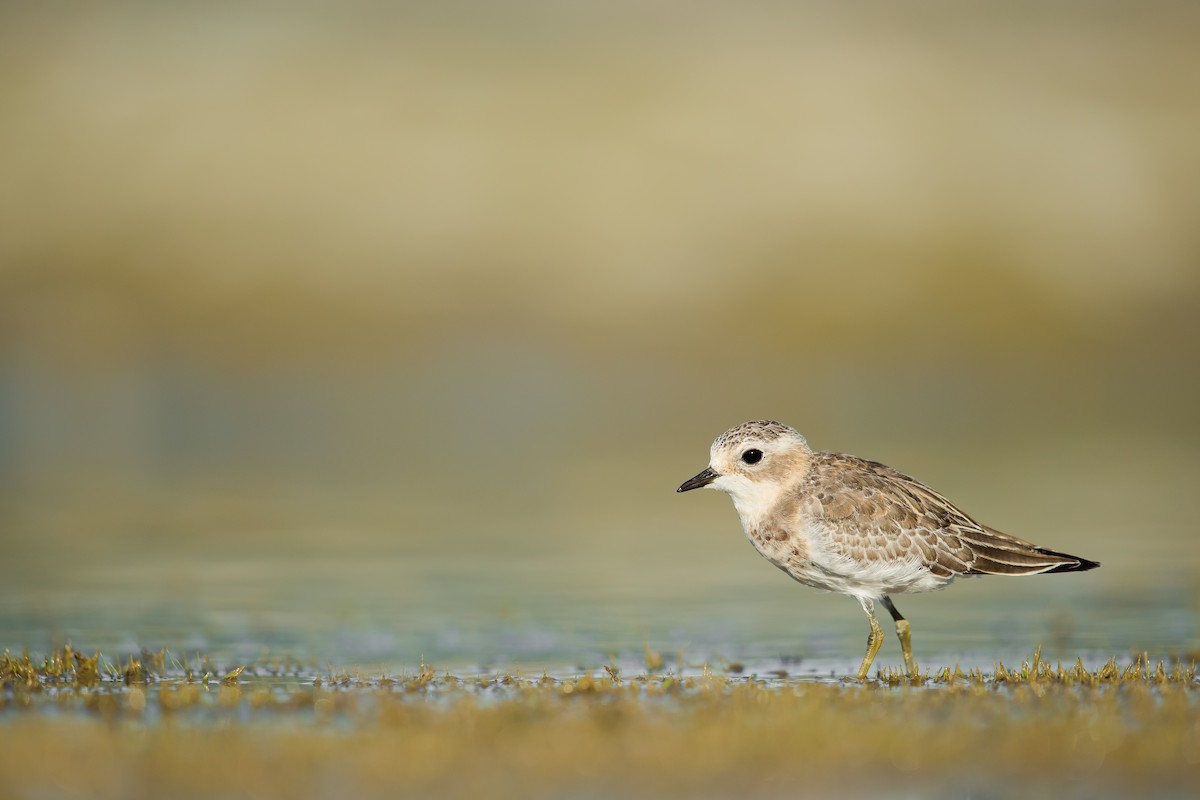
left=745, top=521, right=809, bottom=571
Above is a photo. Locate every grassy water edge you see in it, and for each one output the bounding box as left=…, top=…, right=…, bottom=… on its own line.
left=2, top=647, right=1198, bottom=799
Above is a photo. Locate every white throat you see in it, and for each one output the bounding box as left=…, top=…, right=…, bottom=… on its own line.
left=714, top=474, right=788, bottom=531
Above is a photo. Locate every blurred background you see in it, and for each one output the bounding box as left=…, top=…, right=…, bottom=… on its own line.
left=2, top=0, right=1198, bottom=669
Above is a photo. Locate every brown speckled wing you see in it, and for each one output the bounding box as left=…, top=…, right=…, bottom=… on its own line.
left=803, top=452, right=1094, bottom=577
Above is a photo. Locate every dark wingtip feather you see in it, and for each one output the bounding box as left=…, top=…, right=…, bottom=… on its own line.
left=1042, top=552, right=1100, bottom=573
left=963, top=542, right=1101, bottom=577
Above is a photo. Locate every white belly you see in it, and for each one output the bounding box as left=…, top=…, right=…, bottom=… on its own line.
left=743, top=520, right=954, bottom=599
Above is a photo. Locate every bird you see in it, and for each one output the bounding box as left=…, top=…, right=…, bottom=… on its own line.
left=676, top=420, right=1099, bottom=681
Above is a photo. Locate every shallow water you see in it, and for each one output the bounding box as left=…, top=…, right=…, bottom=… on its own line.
left=2, top=541, right=1195, bottom=677
left=3, top=435, right=1197, bottom=677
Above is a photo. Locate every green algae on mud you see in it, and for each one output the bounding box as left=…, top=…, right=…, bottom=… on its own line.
left=2, top=647, right=1199, bottom=799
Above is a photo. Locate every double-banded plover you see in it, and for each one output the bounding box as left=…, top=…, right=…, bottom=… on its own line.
left=677, top=420, right=1099, bottom=680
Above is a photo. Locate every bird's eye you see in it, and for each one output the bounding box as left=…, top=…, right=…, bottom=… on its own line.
left=741, top=448, right=763, bottom=464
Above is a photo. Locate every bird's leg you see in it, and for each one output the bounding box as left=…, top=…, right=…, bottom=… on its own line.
left=854, top=597, right=884, bottom=682
left=880, top=595, right=916, bottom=678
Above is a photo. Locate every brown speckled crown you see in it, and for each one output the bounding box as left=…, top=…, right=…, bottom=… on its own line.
left=714, top=420, right=806, bottom=450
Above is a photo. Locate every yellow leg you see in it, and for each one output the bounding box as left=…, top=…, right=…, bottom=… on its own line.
left=881, top=595, right=918, bottom=679
left=855, top=599, right=885, bottom=682
left=895, top=618, right=916, bottom=677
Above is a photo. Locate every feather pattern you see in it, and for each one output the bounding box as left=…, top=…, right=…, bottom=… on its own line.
left=798, top=451, right=1099, bottom=582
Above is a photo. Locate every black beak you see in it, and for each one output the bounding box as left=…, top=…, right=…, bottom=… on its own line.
left=677, top=466, right=719, bottom=493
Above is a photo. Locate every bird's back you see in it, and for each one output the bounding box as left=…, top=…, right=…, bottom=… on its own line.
left=798, top=451, right=1098, bottom=584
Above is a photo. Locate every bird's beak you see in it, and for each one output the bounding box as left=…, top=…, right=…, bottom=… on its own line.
left=677, top=466, right=719, bottom=493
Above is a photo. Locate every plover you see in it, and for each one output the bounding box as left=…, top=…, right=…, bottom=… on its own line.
left=677, top=420, right=1099, bottom=680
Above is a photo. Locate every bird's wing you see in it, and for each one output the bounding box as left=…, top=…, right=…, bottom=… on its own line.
left=804, top=452, right=1092, bottom=577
